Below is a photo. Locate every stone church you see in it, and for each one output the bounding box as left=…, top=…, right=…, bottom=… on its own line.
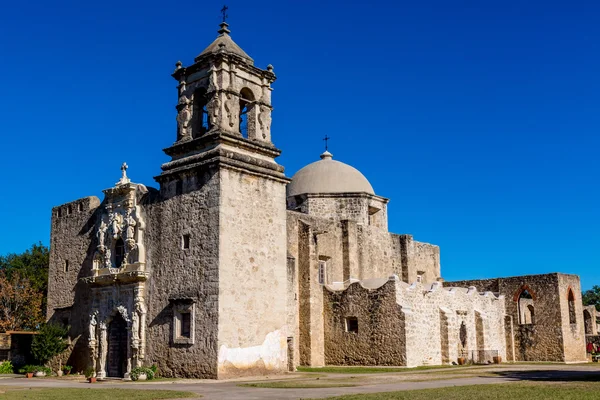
left=47, top=22, right=587, bottom=379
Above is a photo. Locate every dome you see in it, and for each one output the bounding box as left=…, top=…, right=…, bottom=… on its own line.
left=195, top=22, right=254, bottom=65
left=287, top=151, right=375, bottom=197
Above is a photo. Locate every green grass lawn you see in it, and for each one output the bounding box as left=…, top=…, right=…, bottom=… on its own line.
left=321, top=381, right=600, bottom=399
left=240, top=381, right=358, bottom=388
left=0, top=387, right=199, bottom=400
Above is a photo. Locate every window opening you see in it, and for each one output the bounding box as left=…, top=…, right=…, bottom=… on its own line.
left=115, top=238, right=125, bottom=267
left=568, top=289, right=576, bottom=324
left=182, top=234, right=190, bottom=250
left=181, top=312, right=191, bottom=338
left=345, top=317, right=358, bottom=333
left=239, top=88, right=254, bottom=138
left=64, top=260, right=69, bottom=273
left=518, top=288, right=534, bottom=325
left=318, top=260, right=326, bottom=285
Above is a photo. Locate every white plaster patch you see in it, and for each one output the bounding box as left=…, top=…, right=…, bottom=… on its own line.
left=218, top=329, right=286, bottom=370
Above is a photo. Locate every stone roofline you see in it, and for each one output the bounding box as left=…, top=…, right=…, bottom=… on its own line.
left=447, top=272, right=580, bottom=283
left=325, top=274, right=504, bottom=301
left=287, top=192, right=389, bottom=203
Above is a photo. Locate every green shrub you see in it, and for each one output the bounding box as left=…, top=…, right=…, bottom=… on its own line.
left=31, top=323, right=69, bottom=364
left=130, top=366, right=155, bottom=381
left=0, top=360, right=13, bottom=374
left=62, top=365, right=72, bottom=373
left=18, top=365, right=50, bottom=374
left=150, top=364, right=158, bottom=377
left=84, top=366, right=95, bottom=378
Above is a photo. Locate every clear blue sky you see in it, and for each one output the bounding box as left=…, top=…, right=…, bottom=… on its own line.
left=0, top=1, right=598, bottom=289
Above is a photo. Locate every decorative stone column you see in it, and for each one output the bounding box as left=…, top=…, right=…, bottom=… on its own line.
left=97, top=323, right=108, bottom=379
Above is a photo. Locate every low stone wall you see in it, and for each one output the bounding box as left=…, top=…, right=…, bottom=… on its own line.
left=323, top=277, right=507, bottom=367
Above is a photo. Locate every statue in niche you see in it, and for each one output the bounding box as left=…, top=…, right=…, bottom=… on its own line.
left=125, top=211, right=137, bottom=242
left=177, top=96, right=192, bottom=140
left=207, top=95, right=220, bottom=128
left=97, top=220, right=108, bottom=248
left=224, top=93, right=237, bottom=128
left=88, top=311, right=98, bottom=345
left=109, top=212, right=122, bottom=240
left=258, top=105, right=271, bottom=139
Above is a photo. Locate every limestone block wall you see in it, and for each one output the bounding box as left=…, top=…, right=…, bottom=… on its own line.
left=217, top=168, right=288, bottom=378
left=356, top=226, right=402, bottom=279
left=322, top=278, right=506, bottom=367
left=398, top=235, right=441, bottom=284
left=399, top=282, right=506, bottom=367
left=323, top=280, right=406, bottom=365
left=47, top=196, right=101, bottom=371
left=448, top=273, right=587, bottom=362
left=143, top=168, right=221, bottom=378
left=557, top=274, right=587, bottom=362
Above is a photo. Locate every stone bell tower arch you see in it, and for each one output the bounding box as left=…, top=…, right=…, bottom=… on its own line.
left=155, top=21, right=289, bottom=378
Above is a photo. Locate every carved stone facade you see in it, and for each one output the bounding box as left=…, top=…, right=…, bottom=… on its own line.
left=46, top=22, right=587, bottom=379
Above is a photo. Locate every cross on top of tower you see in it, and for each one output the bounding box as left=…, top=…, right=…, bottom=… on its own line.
left=323, top=135, right=330, bottom=151
left=221, top=5, right=229, bottom=22
left=117, top=162, right=131, bottom=185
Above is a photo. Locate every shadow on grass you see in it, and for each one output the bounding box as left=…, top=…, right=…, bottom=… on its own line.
left=491, top=369, right=600, bottom=382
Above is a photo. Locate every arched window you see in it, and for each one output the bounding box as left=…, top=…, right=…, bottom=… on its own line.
left=192, top=88, right=210, bottom=137
left=518, top=288, right=534, bottom=325
left=584, top=310, right=593, bottom=335
left=239, top=88, right=255, bottom=138
left=114, top=238, right=125, bottom=268
left=568, top=289, right=576, bottom=324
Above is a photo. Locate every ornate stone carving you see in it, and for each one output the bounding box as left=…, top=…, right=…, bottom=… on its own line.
left=258, top=105, right=271, bottom=139
left=224, top=93, right=238, bottom=129
left=92, top=167, right=146, bottom=272
left=176, top=96, right=192, bottom=141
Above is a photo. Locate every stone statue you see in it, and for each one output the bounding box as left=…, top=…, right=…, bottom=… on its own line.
left=258, top=105, right=271, bottom=139
left=89, top=311, right=98, bottom=344
left=97, top=220, right=108, bottom=248
left=177, top=97, right=192, bottom=140
left=207, top=95, right=220, bottom=128
left=125, top=212, right=136, bottom=241
left=224, top=93, right=237, bottom=128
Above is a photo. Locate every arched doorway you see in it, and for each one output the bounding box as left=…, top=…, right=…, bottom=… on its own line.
left=107, top=313, right=127, bottom=377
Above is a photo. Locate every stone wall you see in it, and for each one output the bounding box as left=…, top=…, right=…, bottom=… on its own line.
left=557, top=274, right=587, bottom=362
left=216, top=168, right=288, bottom=378
left=447, top=273, right=587, bottom=362
left=324, top=280, right=405, bottom=365
left=143, top=167, right=221, bottom=378
left=47, top=196, right=101, bottom=372
left=323, top=278, right=506, bottom=367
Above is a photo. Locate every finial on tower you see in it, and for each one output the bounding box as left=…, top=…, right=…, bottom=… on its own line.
left=218, top=6, right=231, bottom=35
left=221, top=5, right=229, bottom=22
left=117, top=162, right=131, bottom=185
left=323, top=134, right=330, bottom=151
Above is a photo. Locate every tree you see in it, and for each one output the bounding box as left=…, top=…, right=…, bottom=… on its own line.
left=0, top=243, right=49, bottom=320
left=0, top=271, right=44, bottom=331
left=0, top=242, right=49, bottom=294
left=31, top=323, right=69, bottom=364
left=582, top=285, right=600, bottom=312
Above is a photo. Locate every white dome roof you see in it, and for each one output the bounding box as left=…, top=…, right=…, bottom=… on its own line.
left=287, top=152, right=375, bottom=197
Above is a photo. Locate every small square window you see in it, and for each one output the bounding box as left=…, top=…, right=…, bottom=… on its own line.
left=182, top=234, right=190, bottom=249
left=78, top=203, right=84, bottom=212
left=345, top=317, right=358, bottom=333
left=172, top=301, right=195, bottom=345
left=318, top=260, right=326, bottom=285
left=64, top=260, right=69, bottom=272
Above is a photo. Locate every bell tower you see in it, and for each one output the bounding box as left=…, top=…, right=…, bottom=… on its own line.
left=155, top=22, right=290, bottom=378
